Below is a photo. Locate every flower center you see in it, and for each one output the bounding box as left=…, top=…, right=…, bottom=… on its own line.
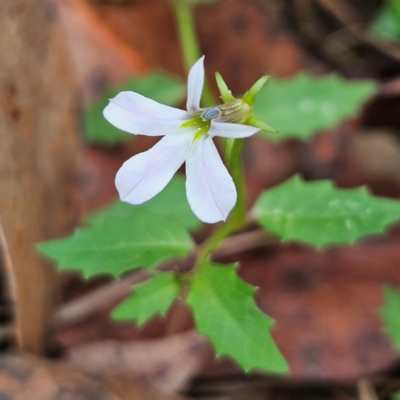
left=180, top=113, right=213, bottom=142
left=179, top=100, right=252, bottom=143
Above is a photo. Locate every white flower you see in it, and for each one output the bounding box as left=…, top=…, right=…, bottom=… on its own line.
left=103, top=56, right=259, bottom=224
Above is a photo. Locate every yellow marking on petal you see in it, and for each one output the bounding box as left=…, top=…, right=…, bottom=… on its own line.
left=180, top=116, right=211, bottom=142
left=193, top=125, right=210, bottom=142
left=180, top=117, right=203, bottom=129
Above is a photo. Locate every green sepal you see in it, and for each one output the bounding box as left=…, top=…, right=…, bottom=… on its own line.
left=215, top=72, right=235, bottom=103
left=247, top=115, right=279, bottom=134
left=242, top=75, right=270, bottom=107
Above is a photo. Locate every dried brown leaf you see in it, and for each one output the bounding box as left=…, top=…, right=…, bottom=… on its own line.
left=67, top=330, right=212, bottom=392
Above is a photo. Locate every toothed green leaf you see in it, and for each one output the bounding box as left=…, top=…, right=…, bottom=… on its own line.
left=37, top=209, right=194, bottom=278
left=187, top=262, right=288, bottom=374
left=252, top=176, right=400, bottom=248
left=112, top=272, right=182, bottom=325
left=254, top=73, right=377, bottom=141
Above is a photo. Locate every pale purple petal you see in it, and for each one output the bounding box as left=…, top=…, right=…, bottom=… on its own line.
left=186, top=136, right=237, bottom=223
left=104, top=92, right=189, bottom=136
left=186, top=56, right=205, bottom=112
left=116, top=131, right=194, bottom=204
left=209, top=121, right=260, bottom=138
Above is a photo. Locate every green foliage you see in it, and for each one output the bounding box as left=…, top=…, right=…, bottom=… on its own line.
left=88, top=175, right=201, bottom=231
left=37, top=209, right=194, bottom=278
left=84, top=71, right=185, bottom=145
left=370, top=0, right=400, bottom=42
left=112, top=272, right=182, bottom=325
left=253, top=73, right=377, bottom=141
left=252, top=176, right=400, bottom=248
left=380, top=285, right=400, bottom=351
left=393, top=392, right=400, bottom=400
left=186, top=262, right=288, bottom=373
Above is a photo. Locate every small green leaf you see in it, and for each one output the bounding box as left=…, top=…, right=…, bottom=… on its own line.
left=84, top=71, right=185, bottom=145
left=112, top=272, right=182, bottom=325
left=253, top=73, right=377, bottom=141
left=87, top=175, right=201, bottom=231
left=370, top=0, right=400, bottom=42
left=37, top=209, right=194, bottom=278
left=393, top=392, right=400, bottom=400
left=380, top=285, right=400, bottom=351
left=252, top=176, right=400, bottom=248
left=186, top=262, right=288, bottom=374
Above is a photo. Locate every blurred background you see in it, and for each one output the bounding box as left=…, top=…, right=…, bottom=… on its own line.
left=3, top=0, right=400, bottom=398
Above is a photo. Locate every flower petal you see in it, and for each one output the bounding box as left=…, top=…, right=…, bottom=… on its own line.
left=209, top=120, right=260, bottom=138
left=104, top=92, right=189, bottom=136
left=186, top=56, right=205, bottom=112
left=186, top=136, right=237, bottom=223
left=116, top=131, right=194, bottom=204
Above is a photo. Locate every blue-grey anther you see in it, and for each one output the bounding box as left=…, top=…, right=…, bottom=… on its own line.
left=201, top=107, right=221, bottom=120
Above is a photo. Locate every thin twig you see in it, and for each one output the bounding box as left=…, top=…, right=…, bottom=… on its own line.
left=213, top=229, right=277, bottom=259
left=52, top=269, right=151, bottom=328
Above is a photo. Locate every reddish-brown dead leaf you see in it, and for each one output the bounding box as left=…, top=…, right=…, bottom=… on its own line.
left=67, top=330, right=213, bottom=392
left=237, top=233, right=400, bottom=380
left=0, top=352, right=190, bottom=400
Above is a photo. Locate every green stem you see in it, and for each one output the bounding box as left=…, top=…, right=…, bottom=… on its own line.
left=225, top=138, right=246, bottom=224
left=186, top=217, right=243, bottom=281
left=170, top=0, right=215, bottom=107
left=170, top=0, right=247, bottom=283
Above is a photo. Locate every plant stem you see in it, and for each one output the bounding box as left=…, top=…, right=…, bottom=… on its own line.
left=170, top=0, right=215, bottom=107
left=170, top=0, right=247, bottom=281
left=186, top=217, right=243, bottom=281
left=225, top=138, right=246, bottom=224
